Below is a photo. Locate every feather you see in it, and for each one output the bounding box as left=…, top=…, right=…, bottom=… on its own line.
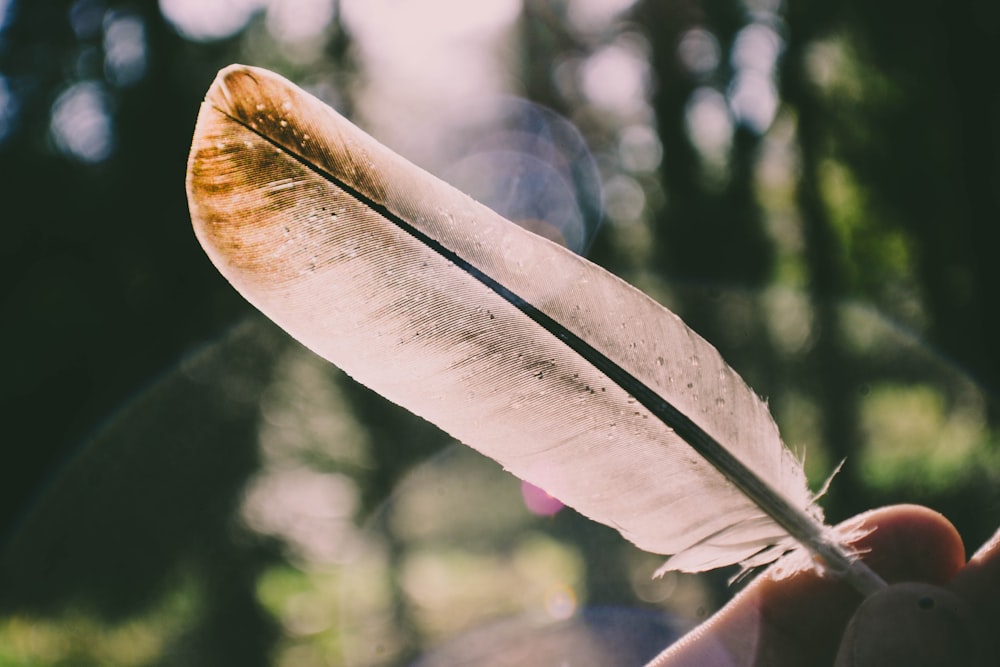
left=186, top=65, right=886, bottom=596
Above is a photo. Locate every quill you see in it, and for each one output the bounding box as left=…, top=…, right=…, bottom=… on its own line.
left=186, top=65, right=886, bottom=597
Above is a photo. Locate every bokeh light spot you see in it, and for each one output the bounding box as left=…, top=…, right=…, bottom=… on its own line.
left=581, top=40, right=650, bottom=115
left=544, top=584, right=578, bottom=620
left=0, top=75, right=16, bottom=144
left=729, top=70, right=779, bottom=133
left=159, top=0, right=263, bottom=42
left=685, top=86, right=733, bottom=163
left=69, top=0, right=104, bottom=39
left=50, top=81, right=114, bottom=163
left=604, top=174, right=647, bottom=225
left=0, top=0, right=11, bottom=32
left=743, top=0, right=783, bottom=17
left=678, top=27, right=721, bottom=78
left=567, top=0, right=639, bottom=35
left=103, top=11, right=147, bottom=87
left=731, top=23, right=783, bottom=73
left=545, top=585, right=577, bottom=621
left=266, top=0, right=335, bottom=44
left=619, top=124, right=663, bottom=173
left=339, top=0, right=520, bottom=161
left=242, top=467, right=360, bottom=566
left=343, top=0, right=520, bottom=42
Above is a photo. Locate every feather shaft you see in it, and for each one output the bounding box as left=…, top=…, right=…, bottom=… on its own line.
left=186, top=65, right=886, bottom=596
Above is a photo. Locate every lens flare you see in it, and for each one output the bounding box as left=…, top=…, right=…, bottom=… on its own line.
left=521, top=480, right=565, bottom=516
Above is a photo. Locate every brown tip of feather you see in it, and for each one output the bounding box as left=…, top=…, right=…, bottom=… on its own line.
left=185, top=65, right=396, bottom=288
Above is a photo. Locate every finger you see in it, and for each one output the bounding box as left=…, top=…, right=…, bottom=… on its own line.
left=645, top=505, right=964, bottom=667
left=834, top=582, right=984, bottom=667
left=838, top=504, right=965, bottom=584
left=949, top=524, right=1000, bottom=658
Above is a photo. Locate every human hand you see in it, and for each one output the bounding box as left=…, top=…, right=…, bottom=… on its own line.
left=645, top=505, right=1000, bottom=666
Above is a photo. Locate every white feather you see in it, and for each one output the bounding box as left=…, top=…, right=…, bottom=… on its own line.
left=186, top=65, right=886, bottom=594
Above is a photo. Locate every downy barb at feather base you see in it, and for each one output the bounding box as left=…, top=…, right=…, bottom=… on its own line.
left=185, top=65, right=887, bottom=597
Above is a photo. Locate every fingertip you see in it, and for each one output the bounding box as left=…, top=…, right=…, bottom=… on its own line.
left=839, top=504, right=965, bottom=585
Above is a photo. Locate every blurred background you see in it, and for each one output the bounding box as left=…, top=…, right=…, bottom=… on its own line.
left=1, top=0, right=998, bottom=665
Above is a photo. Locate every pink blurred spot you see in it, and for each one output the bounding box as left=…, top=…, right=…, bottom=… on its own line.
left=521, top=481, right=565, bottom=516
